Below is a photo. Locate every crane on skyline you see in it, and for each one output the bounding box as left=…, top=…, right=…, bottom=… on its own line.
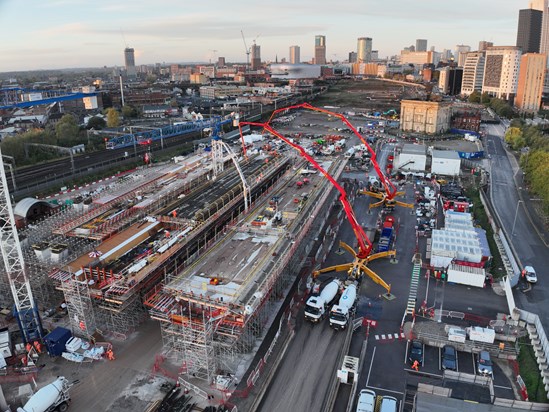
left=240, top=30, right=260, bottom=71
left=240, top=30, right=251, bottom=70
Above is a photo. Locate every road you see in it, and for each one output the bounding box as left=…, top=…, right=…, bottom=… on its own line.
left=484, top=122, right=549, bottom=329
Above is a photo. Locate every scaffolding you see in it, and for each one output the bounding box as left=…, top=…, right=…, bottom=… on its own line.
left=62, top=276, right=97, bottom=340
left=96, top=293, right=147, bottom=339
left=147, top=158, right=347, bottom=381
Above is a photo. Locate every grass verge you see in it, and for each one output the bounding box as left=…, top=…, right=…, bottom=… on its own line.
left=518, top=337, right=549, bottom=403
left=465, top=185, right=506, bottom=279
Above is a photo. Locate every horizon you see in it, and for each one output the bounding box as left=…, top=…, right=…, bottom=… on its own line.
left=0, top=0, right=523, bottom=72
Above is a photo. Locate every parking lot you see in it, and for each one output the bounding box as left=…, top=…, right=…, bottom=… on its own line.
left=248, top=106, right=519, bottom=411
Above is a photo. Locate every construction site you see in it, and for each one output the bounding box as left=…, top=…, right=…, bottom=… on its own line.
left=0, top=102, right=434, bottom=411
left=0, top=102, right=355, bottom=396
left=0, top=130, right=293, bottom=340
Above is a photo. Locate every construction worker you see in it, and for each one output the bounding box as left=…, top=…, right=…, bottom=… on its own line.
left=25, top=342, right=32, bottom=353
left=106, top=348, right=115, bottom=361
left=33, top=341, right=42, bottom=354
left=412, top=360, right=419, bottom=372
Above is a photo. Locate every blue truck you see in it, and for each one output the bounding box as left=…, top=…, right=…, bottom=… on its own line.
left=377, top=216, right=395, bottom=252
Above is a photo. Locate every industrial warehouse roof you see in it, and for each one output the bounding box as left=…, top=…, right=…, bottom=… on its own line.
left=474, top=227, right=491, bottom=259
left=431, top=150, right=461, bottom=160
left=431, top=229, right=482, bottom=263
left=401, top=143, right=427, bottom=155
left=14, top=197, right=54, bottom=218
left=445, top=210, right=475, bottom=232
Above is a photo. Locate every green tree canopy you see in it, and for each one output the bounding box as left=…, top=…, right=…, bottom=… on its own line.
left=121, top=105, right=138, bottom=118
left=55, top=114, right=80, bottom=146
left=468, top=91, right=480, bottom=103
left=87, top=116, right=106, bottom=130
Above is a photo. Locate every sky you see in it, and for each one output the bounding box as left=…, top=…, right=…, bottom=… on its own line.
left=0, top=0, right=523, bottom=72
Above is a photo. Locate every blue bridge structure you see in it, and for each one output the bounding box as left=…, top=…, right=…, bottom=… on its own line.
left=105, top=116, right=233, bottom=150
left=0, top=87, right=99, bottom=110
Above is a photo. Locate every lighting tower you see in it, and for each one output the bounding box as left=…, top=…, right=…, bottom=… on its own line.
left=0, top=150, right=43, bottom=343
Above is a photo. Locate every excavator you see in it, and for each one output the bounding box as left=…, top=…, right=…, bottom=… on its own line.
left=237, top=104, right=399, bottom=295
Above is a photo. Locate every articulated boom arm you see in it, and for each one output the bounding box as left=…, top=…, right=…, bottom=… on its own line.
left=265, top=103, right=398, bottom=198
left=240, top=121, right=373, bottom=258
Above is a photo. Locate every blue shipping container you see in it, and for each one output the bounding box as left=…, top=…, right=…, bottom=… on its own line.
left=43, top=327, right=72, bottom=356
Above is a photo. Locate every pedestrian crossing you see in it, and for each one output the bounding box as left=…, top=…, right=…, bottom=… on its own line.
left=405, top=263, right=421, bottom=315
left=374, top=332, right=406, bottom=341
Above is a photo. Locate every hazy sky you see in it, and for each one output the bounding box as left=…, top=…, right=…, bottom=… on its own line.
left=0, top=0, right=522, bottom=72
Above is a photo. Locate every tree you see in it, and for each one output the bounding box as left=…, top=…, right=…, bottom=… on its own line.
left=481, top=92, right=491, bottom=105
left=121, top=105, right=137, bottom=119
left=504, top=127, right=525, bottom=150
left=468, top=91, right=481, bottom=103
left=55, top=114, right=80, bottom=146
left=87, top=116, right=106, bottom=130
left=106, top=108, right=120, bottom=127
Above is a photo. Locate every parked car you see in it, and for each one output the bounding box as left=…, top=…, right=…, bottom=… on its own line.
left=441, top=345, right=457, bottom=370
left=408, top=340, right=424, bottom=365
left=477, top=350, right=493, bottom=376
left=524, top=266, right=537, bottom=283
left=356, top=389, right=376, bottom=412
left=379, top=395, right=398, bottom=412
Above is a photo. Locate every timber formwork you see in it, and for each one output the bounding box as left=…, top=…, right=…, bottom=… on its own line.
left=146, top=159, right=347, bottom=382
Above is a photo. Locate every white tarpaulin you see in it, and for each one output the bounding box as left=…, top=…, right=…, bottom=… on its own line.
left=243, top=134, right=264, bottom=144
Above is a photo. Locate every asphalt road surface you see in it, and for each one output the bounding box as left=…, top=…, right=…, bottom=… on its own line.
left=484, top=122, right=549, bottom=330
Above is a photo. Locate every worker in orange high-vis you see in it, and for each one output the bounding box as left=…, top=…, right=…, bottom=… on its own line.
left=33, top=341, right=42, bottom=354
left=412, top=360, right=419, bottom=372
left=25, top=342, right=32, bottom=353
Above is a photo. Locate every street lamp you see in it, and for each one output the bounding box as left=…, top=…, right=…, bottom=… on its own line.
left=511, top=200, right=523, bottom=236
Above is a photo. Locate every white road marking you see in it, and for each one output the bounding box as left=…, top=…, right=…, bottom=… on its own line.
left=366, top=346, right=377, bottom=387
left=365, top=385, right=404, bottom=395
left=472, top=353, right=476, bottom=375
left=493, top=384, right=513, bottom=390
left=403, top=368, right=443, bottom=378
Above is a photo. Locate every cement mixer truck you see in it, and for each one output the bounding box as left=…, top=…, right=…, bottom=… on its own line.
left=329, top=283, right=358, bottom=330
left=18, top=376, right=72, bottom=412
left=304, top=278, right=341, bottom=323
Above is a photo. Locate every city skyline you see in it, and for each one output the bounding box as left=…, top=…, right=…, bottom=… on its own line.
left=0, top=0, right=521, bottom=72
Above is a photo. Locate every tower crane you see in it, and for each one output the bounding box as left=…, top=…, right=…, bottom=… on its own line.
left=0, top=149, right=43, bottom=343
left=240, top=30, right=251, bottom=71
left=237, top=105, right=400, bottom=295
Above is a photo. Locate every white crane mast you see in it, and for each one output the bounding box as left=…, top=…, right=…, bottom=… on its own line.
left=0, top=149, right=43, bottom=343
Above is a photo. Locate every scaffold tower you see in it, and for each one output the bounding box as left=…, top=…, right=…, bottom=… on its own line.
left=0, top=150, right=43, bottom=343
left=62, top=276, right=97, bottom=339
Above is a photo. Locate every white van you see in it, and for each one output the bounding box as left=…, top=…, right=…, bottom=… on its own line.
left=356, top=389, right=376, bottom=412
left=379, top=396, right=398, bottom=412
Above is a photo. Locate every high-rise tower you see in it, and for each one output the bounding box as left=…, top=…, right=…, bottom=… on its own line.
left=416, top=39, right=428, bottom=52
left=290, top=46, right=300, bottom=64
left=124, top=47, right=136, bottom=77
left=315, top=35, right=326, bottom=65
left=517, top=8, right=543, bottom=53
left=251, top=44, right=261, bottom=70
left=357, top=37, right=372, bottom=63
